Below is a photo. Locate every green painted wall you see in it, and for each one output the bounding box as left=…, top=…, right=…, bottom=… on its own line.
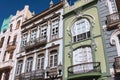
left=63, top=0, right=107, bottom=80
left=1, top=15, right=12, bottom=33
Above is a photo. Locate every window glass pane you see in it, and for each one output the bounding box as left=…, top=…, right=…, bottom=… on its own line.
left=72, top=19, right=91, bottom=42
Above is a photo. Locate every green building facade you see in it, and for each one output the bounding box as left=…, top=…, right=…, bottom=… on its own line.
left=63, top=0, right=108, bottom=80
left=1, top=15, right=12, bottom=33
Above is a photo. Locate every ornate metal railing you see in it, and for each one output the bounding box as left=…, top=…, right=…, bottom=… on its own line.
left=25, top=36, right=47, bottom=50
left=68, top=62, right=101, bottom=76
left=106, top=12, right=120, bottom=29
left=15, top=69, right=45, bottom=80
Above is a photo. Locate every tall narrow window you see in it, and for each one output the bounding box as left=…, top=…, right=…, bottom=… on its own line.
left=72, top=19, right=91, bottom=42
left=7, top=36, right=10, bottom=44
left=16, top=20, right=21, bottom=29
left=3, top=51, right=6, bottom=61
left=13, top=35, right=17, bottom=45
left=51, top=19, right=59, bottom=40
left=22, top=33, right=28, bottom=47
left=9, top=52, right=13, bottom=59
left=16, top=60, right=23, bottom=74
left=26, top=57, right=33, bottom=72
left=40, top=25, right=47, bottom=39
left=37, top=54, right=44, bottom=69
left=0, top=37, right=5, bottom=48
left=10, top=24, right=13, bottom=32
left=50, top=50, right=58, bottom=68
left=30, top=29, right=37, bottom=43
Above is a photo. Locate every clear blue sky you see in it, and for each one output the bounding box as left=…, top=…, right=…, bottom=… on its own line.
left=0, top=0, right=76, bottom=27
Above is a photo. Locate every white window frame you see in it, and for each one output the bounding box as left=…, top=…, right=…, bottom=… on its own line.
left=72, top=19, right=91, bottom=42
left=40, top=24, right=47, bottom=39
left=50, top=51, right=58, bottom=68
left=22, top=33, right=28, bottom=47
left=51, top=18, right=59, bottom=39
left=30, top=29, right=37, bottom=43
left=37, top=55, right=44, bottom=69
left=16, top=60, right=23, bottom=75
left=26, top=58, right=33, bottom=72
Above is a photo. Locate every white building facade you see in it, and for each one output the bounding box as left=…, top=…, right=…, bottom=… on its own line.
left=15, top=1, right=64, bottom=80
left=0, top=5, right=32, bottom=80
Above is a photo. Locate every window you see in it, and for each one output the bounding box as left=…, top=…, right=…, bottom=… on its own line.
left=51, top=19, right=59, bottom=40
left=16, top=20, right=21, bottom=29
left=22, top=33, right=28, bottom=47
left=3, top=51, right=6, bottom=61
left=0, top=37, right=5, bottom=48
left=37, top=54, right=44, bottom=69
left=7, top=36, right=10, bottom=44
left=13, top=35, right=17, bottom=45
left=72, top=19, right=91, bottom=42
left=50, top=50, right=58, bottom=68
left=30, top=29, right=37, bottom=43
left=117, top=34, right=120, bottom=43
left=9, top=52, right=13, bottom=59
left=26, top=57, right=33, bottom=72
left=73, top=46, right=93, bottom=72
left=16, top=60, right=23, bottom=74
left=10, top=24, right=13, bottom=32
left=40, top=25, right=47, bottom=39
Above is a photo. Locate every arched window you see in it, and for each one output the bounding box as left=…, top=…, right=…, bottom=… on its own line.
left=72, top=19, right=91, bottom=42
left=16, top=20, right=21, bottom=29
left=16, top=60, right=23, bottom=74
left=26, top=57, right=33, bottom=72
left=37, top=54, right=44, bottom=69
left=50, top=50, right=58, bottom=68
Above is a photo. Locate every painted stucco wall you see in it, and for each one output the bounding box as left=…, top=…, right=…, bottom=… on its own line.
left=63, top=0, right=107, bottom=80
left=97, top=0, right=118, bottom=79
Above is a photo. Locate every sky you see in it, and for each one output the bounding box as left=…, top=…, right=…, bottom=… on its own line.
left=0, top=0, right=76, bottom=28
left=0, top=0, right=59, bottom=28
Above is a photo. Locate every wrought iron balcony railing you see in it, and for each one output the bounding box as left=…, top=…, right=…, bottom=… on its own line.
left=15, top=69, right=45, bottom=80
left=25, top=36, right=47, bottom=50
left=106, top=12, right=120, bottom=30
left=114, top=57, right=120, bottom=74
left=68, top=62, right=101, bottom=77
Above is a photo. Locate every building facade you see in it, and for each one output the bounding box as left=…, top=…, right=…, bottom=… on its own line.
left=0, top=5, right=32, bottom=80
left=63, top=0, right=108, bottom=80
left=98, top=0, right=120, bottom=79
left=15, top=1, right=64, bottom=80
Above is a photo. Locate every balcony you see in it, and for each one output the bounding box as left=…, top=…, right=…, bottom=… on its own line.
left=0, top=59, right=13, bottom=70
left=114, top=56, right=120, bottom=76
left=15, top=69, right=45, bottom=80
left=6, top=41, right=16, bottom=51
left=68, top=62, right=101, bottom=80
left=106, top=12, right=120, bottom=30
left=25, top=36, right=47, bottom=50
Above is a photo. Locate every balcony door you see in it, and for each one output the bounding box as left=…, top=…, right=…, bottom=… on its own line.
left=30, top=29, right=37, bottom=44
left=26, top=57, right=33, bottom=72
left=73, top=46, right=93, bottom=73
